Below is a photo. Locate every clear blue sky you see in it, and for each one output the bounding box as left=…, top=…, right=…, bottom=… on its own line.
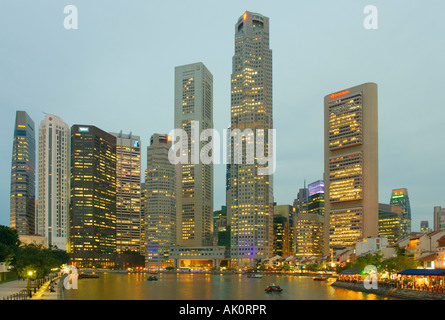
left=1, top=0, right=444, bottom=232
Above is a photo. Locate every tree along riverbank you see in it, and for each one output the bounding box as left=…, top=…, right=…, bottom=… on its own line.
left=331, top=280, right=445, bottom=300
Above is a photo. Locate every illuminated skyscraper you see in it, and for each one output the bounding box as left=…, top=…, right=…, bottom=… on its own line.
left=293, top=184, right=308, bottom=215
left=378, top=203, right=404, bottom=245
left=294, top=181, right=324, bottom=257
left=145, top=134, right=176, bottom=269
left=308, top=180, right=325, bottom=216
left=10, top=111, right=36, bottom=235
left=37, top=114, right=70, bottom=249
left=273, top=205, right=293, bottom=257
left=174, top=62, right=213, bottom=247
left=390, top=188, right=411, bottom=237
left=324, top=83, right=378, bottom=255
left=69, top=125, right=117, bottom=268
left=111, top=132, right=141, bottom=254
left=229, top=11, right=274, bottom=267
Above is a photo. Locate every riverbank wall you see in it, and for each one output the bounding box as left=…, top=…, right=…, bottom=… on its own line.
left=331, top=280, right=445, bottom=300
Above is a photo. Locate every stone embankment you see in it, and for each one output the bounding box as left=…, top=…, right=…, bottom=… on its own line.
left=331, top=280, right=445, bottom=300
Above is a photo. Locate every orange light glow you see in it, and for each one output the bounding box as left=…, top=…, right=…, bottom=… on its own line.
left=243, top=13, right=247, bottom=20
left=330, top=90, right=350, bottom=100
left=167, top=135, right=172, bottom=141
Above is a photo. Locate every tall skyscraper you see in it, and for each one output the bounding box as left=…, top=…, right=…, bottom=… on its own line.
left=174, top=62, right=213, bottom=247
left=228, top=11, right=274, bottom=267
left=378, top=203, right=404, bottom=245
left=294, top=181, right=324, bottom=257
left=10, top=111, right=36, bottom=235
left=434, top=206, right=445, bottom=231
left=308, top=180, right=325, bottom=216
left=324, top=83, right=378, bottom=255
left=69, top=125, right=117, bottom=268
left=293, top=185, right=309, bottom=215
left=145, top=134, right=176, bottom=269
left=273, top=205, right=293, bottom=257
left=111, top=132, right=142, bottom=254
left=37, top=114, right=70, bottom=249
left=390, top=188, right=412, bottom=237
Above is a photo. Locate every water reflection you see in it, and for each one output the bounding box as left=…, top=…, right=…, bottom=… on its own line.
left=62, top=273, right=389, bottom=300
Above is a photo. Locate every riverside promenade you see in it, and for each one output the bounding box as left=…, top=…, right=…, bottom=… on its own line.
left=331, top=280, right=445, bottom=300
left=0, top=274, right=60, bottom=300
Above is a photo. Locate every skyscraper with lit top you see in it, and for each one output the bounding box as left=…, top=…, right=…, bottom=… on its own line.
left=10, top=111, right=36, bottom=236
left=324, top=83, right=378, bottom=255
left=69, top=125, right=117, bottom=268
left=228, top=11, right=274, bottom=267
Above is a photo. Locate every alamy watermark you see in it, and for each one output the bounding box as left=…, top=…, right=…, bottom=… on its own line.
left=61, top=264, right=78, bottom=290
left=167, top=121, right=276, bottom=175
left=363, top=265, right=378, bottom=290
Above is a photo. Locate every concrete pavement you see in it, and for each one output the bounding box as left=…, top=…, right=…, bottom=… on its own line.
left=0, top=279, right=30, bottom=300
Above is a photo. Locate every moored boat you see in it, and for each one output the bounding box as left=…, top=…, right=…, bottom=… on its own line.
left=147, top=275, right=158, bottom=281
left=265, top=284, right=283, bottom=293
left=247, top=273, right=263, bottom=278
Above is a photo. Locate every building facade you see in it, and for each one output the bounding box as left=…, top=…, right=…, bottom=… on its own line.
left=145, top=134, right=176, bottom=269
left=389, top=188, right=411, bottom=237
left=111, top=132, right=142, bottom=254
left=378, top=203, right=404, bottom=245
left=433, top=206, right=445, bottom=231
left=10, top=111, right=36, bottom=236
left=174, top=62, right=213, bottom=247
left=273, top=205, right=293, bottom=257
left=324, top=83, right=379, bottom=255
left=37, top=114, right=70, bottom=250
left=228, top=12, right=274, bottom=267
left=69, top=125, right=117, bottom=268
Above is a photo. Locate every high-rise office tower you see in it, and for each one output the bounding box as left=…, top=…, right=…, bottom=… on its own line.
left=434, top=206, right=445, bottom=231
left=324, top=83, right=378, bottom=255
left=69, top=125, right=117, bottom=268
left=10, top=111, right=36, bottom=236
left=308, top=180, right=325, bottom=216
left=111, top=132, right=142, bottom=254
left=390, top=188, right=412, bottom=237
left=293, top=185, right=309, bottom=215
left=37, top=114, right=70, bottom=249
left=228, top=11, right=274, bottom=267
left=378, top=203, right=404, bottom=245
left=294, top=181, right=324, bottom=257
left=174, top=62, right=213, bottom=247
left=273, top=205, right=293, bottom=257
left=145, top=134, right=176, bottom=269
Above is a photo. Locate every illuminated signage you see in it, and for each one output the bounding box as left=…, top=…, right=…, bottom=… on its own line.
left=167, top=135, right=172, bottom=141
left=79, top=127, right=89, bottom=132
left=330, top=90, right=350, bottom=100
left=243, top=12, right=247, bottom=20
left=134, top=140, right=140, bottom=148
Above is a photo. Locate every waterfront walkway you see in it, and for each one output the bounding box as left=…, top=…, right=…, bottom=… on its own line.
left=0, top=274, right=60, bottom=300
left=0, top=279, right=29, bottom=300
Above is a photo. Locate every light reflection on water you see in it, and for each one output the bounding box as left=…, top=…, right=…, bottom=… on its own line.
left=62, top=273, right=390, bottom=300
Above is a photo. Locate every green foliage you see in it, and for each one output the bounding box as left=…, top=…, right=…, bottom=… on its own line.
left=0, top=225, right=21, bottom=265
left=336, top=249, right=419, bottom=274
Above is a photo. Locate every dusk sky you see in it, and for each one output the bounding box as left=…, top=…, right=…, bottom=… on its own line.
left=1, top=0, right=444, bottom=232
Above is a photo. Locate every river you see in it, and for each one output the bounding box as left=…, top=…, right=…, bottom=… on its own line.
left=61, top=272, right=391, bottom=300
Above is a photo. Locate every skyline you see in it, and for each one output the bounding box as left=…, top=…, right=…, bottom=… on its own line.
left=1, top=1, right=445, bottom=232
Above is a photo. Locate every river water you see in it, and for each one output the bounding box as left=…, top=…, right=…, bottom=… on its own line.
left=61, top=272, right=390, bottom=300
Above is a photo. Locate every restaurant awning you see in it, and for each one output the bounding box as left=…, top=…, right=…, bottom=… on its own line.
left=398, top=269, right=445, bottom=276
left=338, top=268, right=362, bottom=275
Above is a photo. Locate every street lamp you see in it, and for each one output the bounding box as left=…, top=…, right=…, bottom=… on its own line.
left=27, top=270, right=34, bottom=298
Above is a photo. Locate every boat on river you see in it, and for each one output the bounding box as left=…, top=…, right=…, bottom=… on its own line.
left=247, top=273, right=263, bottom=278
left=147, top=275, right=158, bottom=281
left=265, top=284, right=283, bottom=293
left=313, top=277, right=327, bottom=281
